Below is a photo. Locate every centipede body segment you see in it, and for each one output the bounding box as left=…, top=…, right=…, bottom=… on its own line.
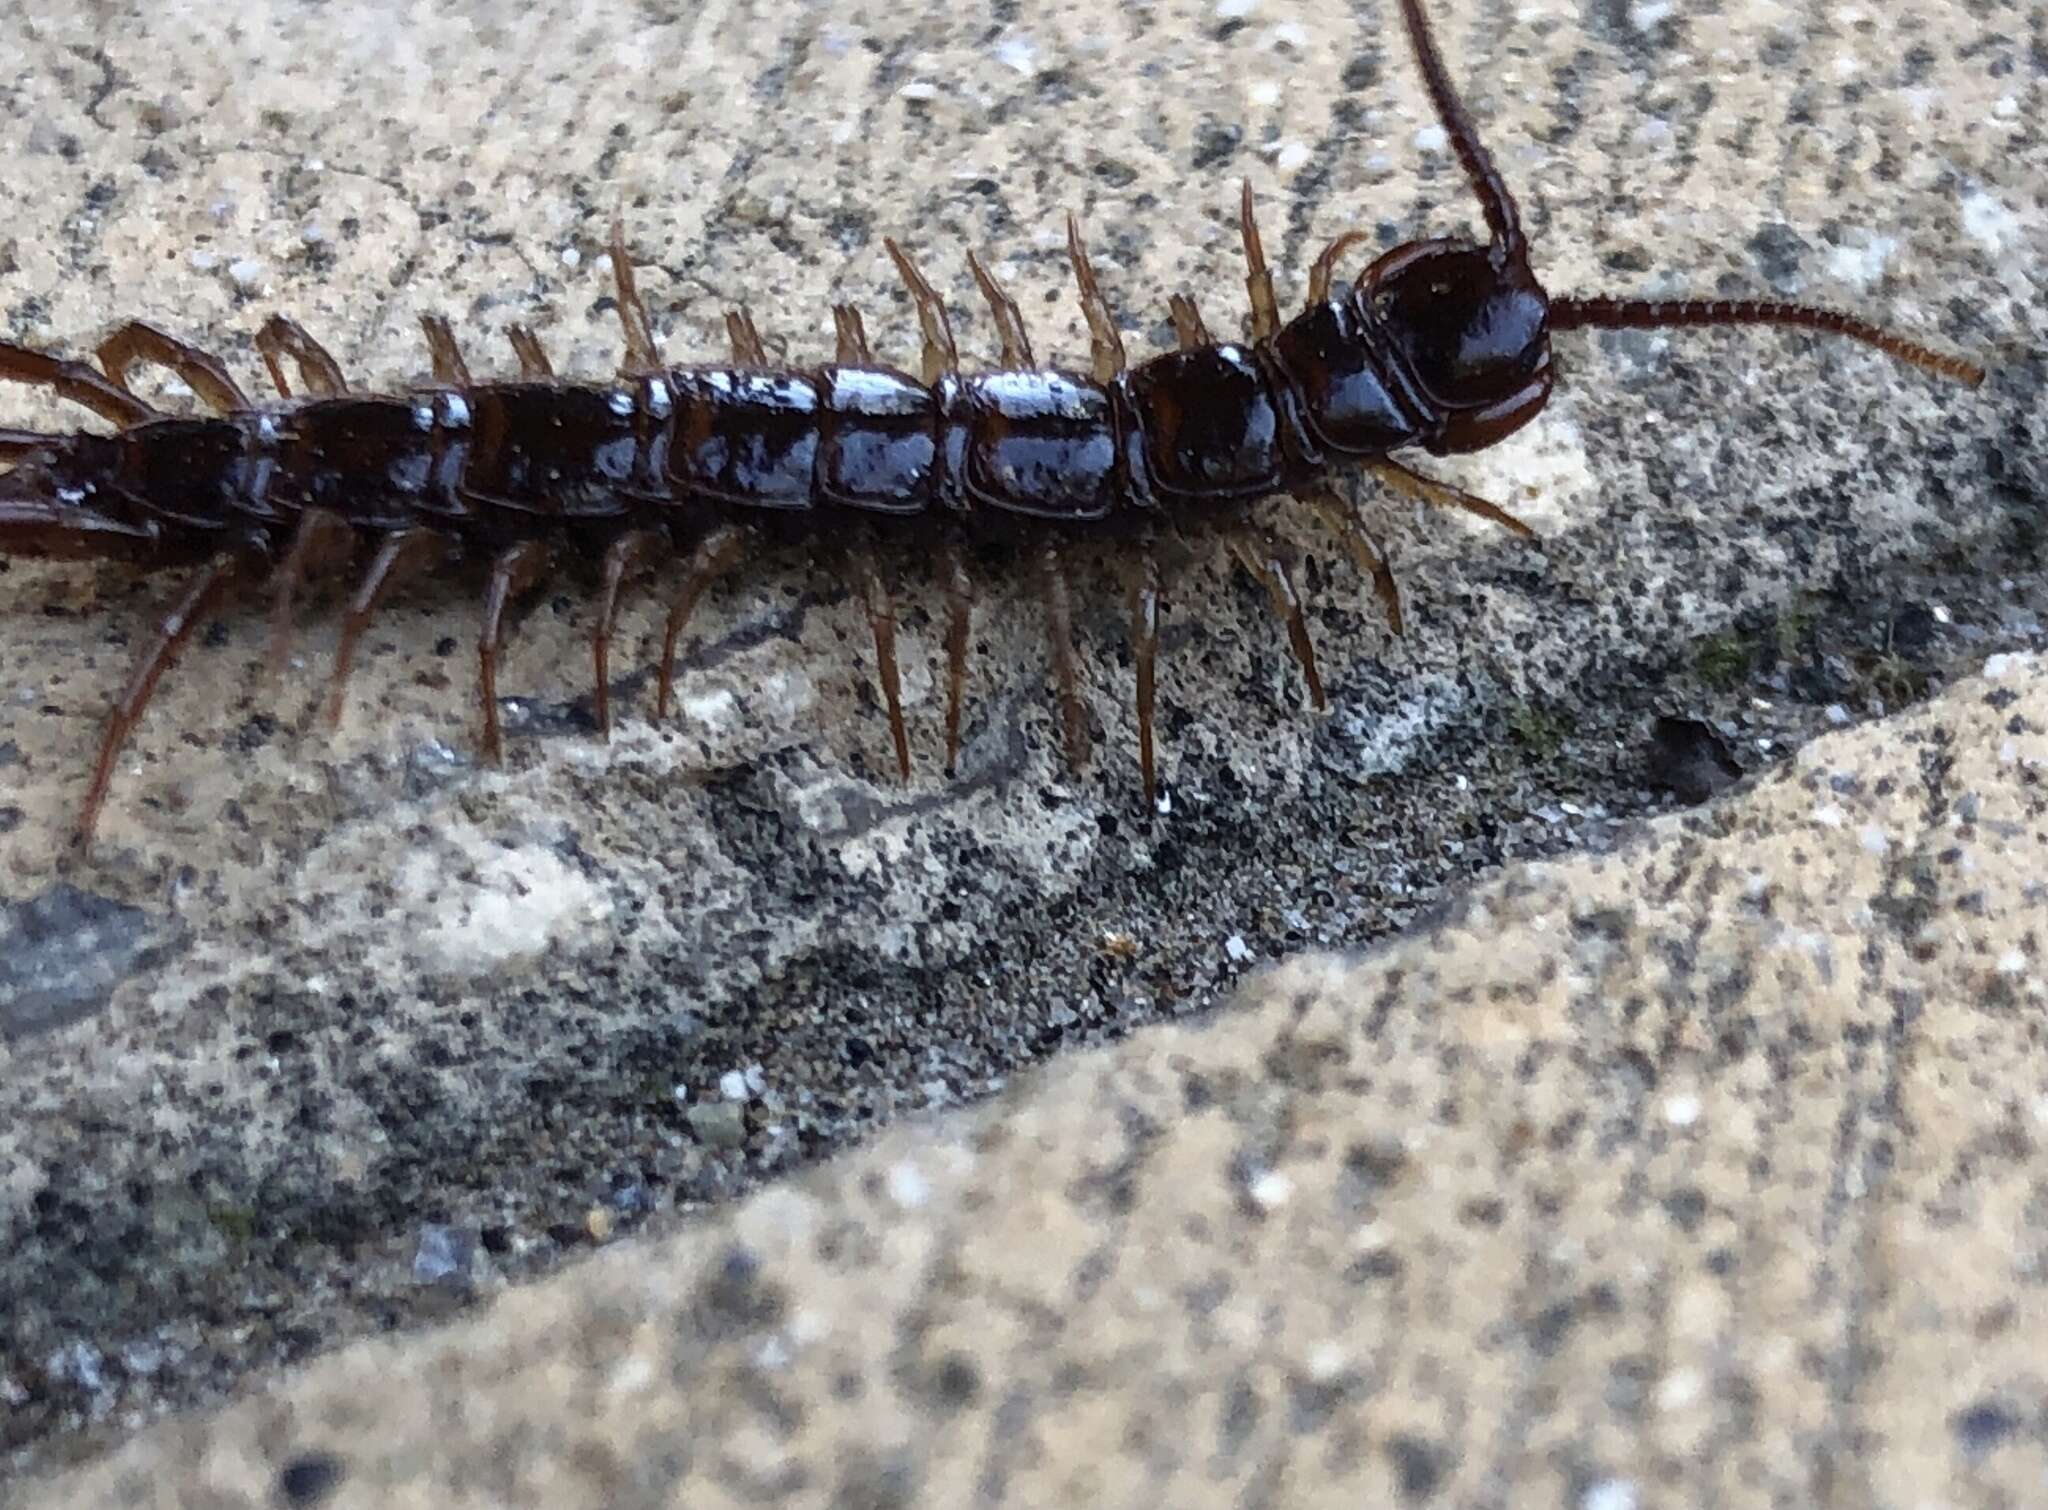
left=0, top=0, right=1987, bottom=849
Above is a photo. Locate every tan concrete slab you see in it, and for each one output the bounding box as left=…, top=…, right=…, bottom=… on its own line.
left=14, top=649, right=2045, bottom=1507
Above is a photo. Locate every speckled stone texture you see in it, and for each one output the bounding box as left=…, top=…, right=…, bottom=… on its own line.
left=12, top=649, right=2046, bottom=1508
left=1, top=0, right=2042, bottom=1489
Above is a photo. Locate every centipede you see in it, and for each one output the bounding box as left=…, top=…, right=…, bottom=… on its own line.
left=0, top=0, right=1987, bottom=851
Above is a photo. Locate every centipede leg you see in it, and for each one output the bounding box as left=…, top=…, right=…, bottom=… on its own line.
left=1229, top=533, right=1326, bottom=711
left=725, top=309, right=769, bottom=368
left=610, top=221, right=662, bottom=374
left=1305, top=488, right=1404, bottom=635
left=883, top=239, right=959, bottom=383
left=476, top=540, right=553, bottom=764
left=95, top=322, right=250, bottom=413
left=0, top=340, right=156, bottom=427
left=507, top=325, right=555, bottom=379
left=1036, top=541, right=1091, bottom=773
left=265, top=507, right=356, bottom=675
left=833, top=305, right=874, bottom=365
left=77, top=549, right=254, bottom=848
left=846, top=545, right=911, bottom=780
left=1168, top=293, right=1212, bottom=352
left=255, top=315, right=349, bottom=399
left=324, top=529, right=448, bottom=728
left=966, top=251, right=1037, bottom=366
left=591, top=528, right=664, bottom=738
left=1238, top=181, right=1281, bottom=343
left=656, top=525, right=747, bottom=721
left=1369, top=456, right=1535, bottom=539
left=1126, top=552, right=1163, bottom=807
left=1065, top=214, right=1128, bottom=381
left=418, top=314, right=473, bottom=387
left=941, top=546, right=974, bottom=772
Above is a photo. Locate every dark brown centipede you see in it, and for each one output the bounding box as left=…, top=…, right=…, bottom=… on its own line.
left=0, top=0, right=1987, bottom=850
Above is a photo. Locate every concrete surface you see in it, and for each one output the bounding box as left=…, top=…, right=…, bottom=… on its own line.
left=13, top=648, right=2048, bottom=1507
left=0, top=0, right=2041, bottom=1492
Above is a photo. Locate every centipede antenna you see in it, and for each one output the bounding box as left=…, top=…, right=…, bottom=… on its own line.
left=1548, top=296, right=1986, bottom=387
left=1395, top=0, right=1524, bottom=260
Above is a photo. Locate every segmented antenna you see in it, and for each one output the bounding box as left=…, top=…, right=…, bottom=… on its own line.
left=1549, top=296, right=1985, bottom=386
left=1395, top=0, right=1524, bottom=259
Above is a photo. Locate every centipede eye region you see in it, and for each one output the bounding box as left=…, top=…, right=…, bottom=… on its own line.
left=1369, top=245, right=1551, bottom=411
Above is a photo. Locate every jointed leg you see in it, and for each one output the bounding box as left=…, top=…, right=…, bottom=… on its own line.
left=965, top=251, right=1036, bottom=367
left=1229, top=532, right=1326, bottom=711
left=1126, top=552, right=1163, bottom=806
left=849, top=544, right=911, bottom=780
left=1369, top=457, right=1534, bottom=539
left=1306, top=230, right=1375, bottom=307
left=1168, top=293, right=1212, bottom=352
left=725, top=310, right=769, bottom=369
left=833, top=305, right=874, bottom=365
left=476, top=540, right=552, bottom=763
left=0, top=340, right=156, bottom=427
left=1304, top=487, right=1404, bottom=635
left=1238, top=181, right=1281, bottom=343
left=884, top=239, right=959, bottom=385
left=418, top=315, right=473, bottom=387
left=508, top=325, right=554, bottom=379
left=77, top=549, right=255, bottom=847
left=95, top=321, right=249, bottom=413
left=265, top=507, right=356, bottom=674
left=941, top=546, right=974, bottom=771
left=324, top=529, right=447, bottom=727
left=1036, top=540, right=1090, bottom=773
left=656, top=524, right=747, bottom=720
left=610, top=220, right=662, bottom=375
left=1065, top=214, right=1127, bottom=382
left=256, top=315, right=349, bottom=398
left=590, top=528, right=665, bottom=737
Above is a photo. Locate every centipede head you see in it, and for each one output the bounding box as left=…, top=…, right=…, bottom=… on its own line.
left=1357, top=236, right=1553, bottom=454
left=1365, top=0, right=1981, bottom=448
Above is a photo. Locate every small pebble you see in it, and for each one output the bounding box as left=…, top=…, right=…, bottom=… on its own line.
left=226, top=257, right=264, bottom=291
